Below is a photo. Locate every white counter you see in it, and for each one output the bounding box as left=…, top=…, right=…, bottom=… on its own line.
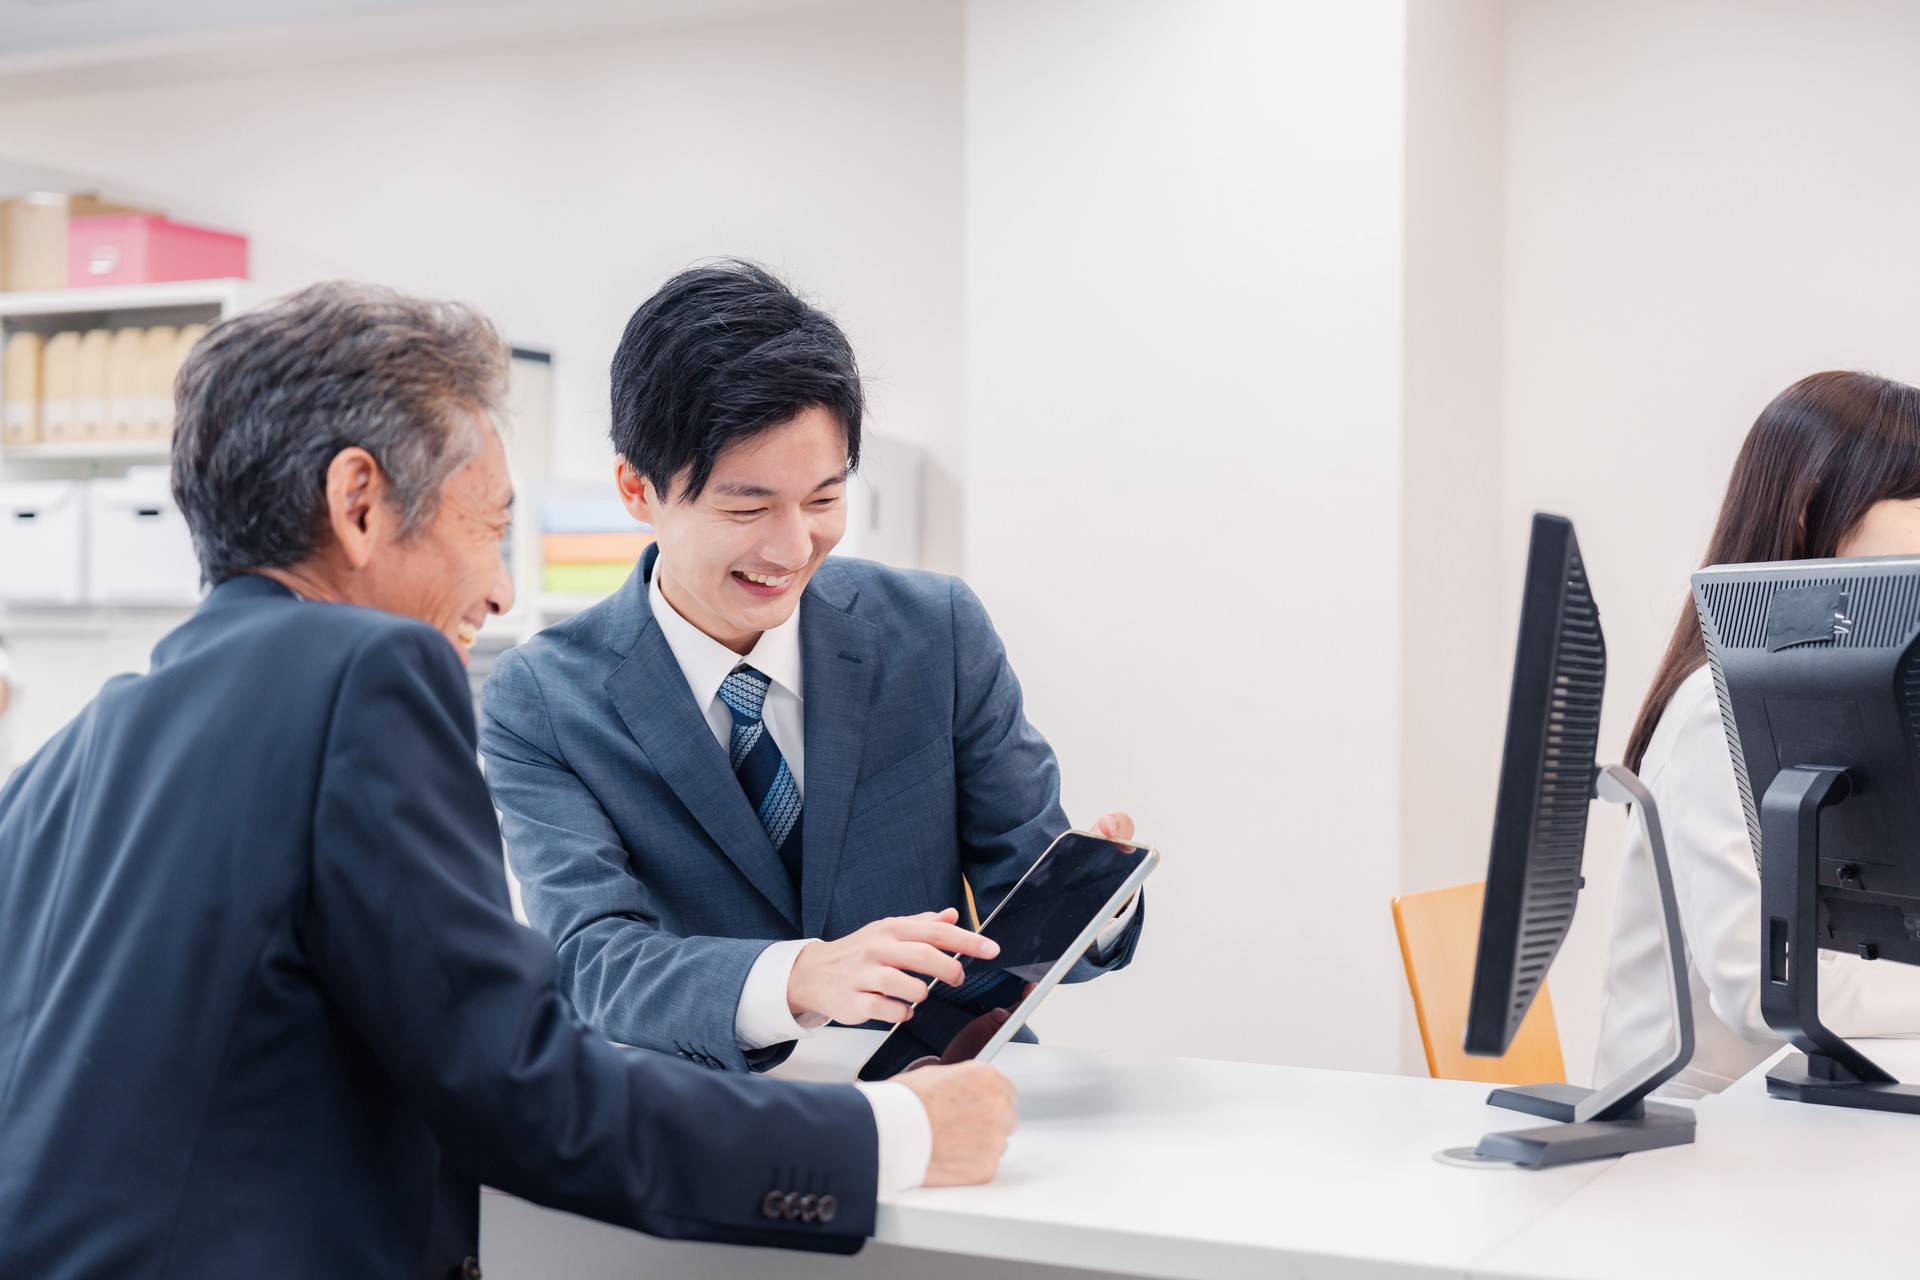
left=482, top=1030, right=1622, bottom=1280
left=1470, top=1038, right=1920, bottom=1279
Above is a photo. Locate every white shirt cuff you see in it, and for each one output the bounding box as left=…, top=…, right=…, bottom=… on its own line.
left=856, top=1080, right=934, bottom=1193
left=734, top=938, right=830, bottom=1051
left=1088, top=888, right=1142, bottom=960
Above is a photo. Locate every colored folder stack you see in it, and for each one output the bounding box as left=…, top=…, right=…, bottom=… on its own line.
left=540, top=500, right=652, bottom=596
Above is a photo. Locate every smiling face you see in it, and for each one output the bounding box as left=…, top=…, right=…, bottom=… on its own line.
left=618, top=404, right=849, bottom=654
left=353, top=422, right=517, bottom=665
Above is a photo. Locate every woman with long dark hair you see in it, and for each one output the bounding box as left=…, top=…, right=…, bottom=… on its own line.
left=1597, top=371, right=1920, bottom=1095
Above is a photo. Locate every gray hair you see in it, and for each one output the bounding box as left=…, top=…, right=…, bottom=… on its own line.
left=170, top=281, right=509, bottom=583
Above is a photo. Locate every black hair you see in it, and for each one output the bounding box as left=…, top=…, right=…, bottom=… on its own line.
left=172, top=281, right=507, bottom=584
left=609, top=259, right=863, bottom=501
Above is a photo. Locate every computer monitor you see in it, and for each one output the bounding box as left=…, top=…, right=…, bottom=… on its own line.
left=1694, top=554, right=1920, bottom=1112
left=1450, top=514, right=1696, bottom=1167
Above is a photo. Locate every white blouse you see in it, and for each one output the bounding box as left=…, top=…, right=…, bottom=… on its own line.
left=1595, top=664, right=1920, bottom=1096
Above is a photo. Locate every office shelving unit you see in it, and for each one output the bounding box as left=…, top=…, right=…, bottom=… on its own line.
left=1, top=280, right=253, bottom=643
left=0, top=278, right=250, bottom=482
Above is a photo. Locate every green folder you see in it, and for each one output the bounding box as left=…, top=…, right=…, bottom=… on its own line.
left=541, top=562, right=633, bottom=596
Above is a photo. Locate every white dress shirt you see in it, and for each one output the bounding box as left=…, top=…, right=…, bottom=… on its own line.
left=1595, top=664, right=1920, bottom=1096
left=648, top=569, right=930, bottom=1191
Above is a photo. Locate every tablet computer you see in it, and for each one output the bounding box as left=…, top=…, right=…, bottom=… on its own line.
left=854, top=829, right=1159, bottom=1082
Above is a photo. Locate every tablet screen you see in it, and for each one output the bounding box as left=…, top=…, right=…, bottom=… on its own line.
left=855, top=832, right=1144, bottom=1081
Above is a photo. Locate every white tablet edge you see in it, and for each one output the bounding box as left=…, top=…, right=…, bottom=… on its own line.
left=855, top=830, right=1160, bottom=1080
left=972, top=843, right=1160, bottom=1063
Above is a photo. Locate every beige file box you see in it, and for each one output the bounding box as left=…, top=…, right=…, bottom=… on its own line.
left=3, top=331, right=43, bottom=445
left=1, top=192, right=156, bottom=292
left=167, top=325, right=207, bottom=440
left=39, top=330, right=81, bottom=441
left=107, top=327, right=146, bottom=438
left=73, top=328, right=111, bottom=439
left=140, top=325, right=178, bottom=440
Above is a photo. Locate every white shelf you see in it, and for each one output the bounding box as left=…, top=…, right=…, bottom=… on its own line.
left=536, top=592, right=612, bottom=616
left=1, top=280, right=248, bottom=488
left=0, top=278, right=249, bottom=319
left=2, top=439, right=170, bottom=462
left=0, top=602, right=196, bottom=636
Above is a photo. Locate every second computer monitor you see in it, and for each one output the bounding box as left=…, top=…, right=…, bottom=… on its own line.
left=1695, top=554, right=1920, bottom=1111
left=1464, top=512, right=1605, bottom=1058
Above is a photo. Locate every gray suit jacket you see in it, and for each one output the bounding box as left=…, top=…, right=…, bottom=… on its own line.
left=481, top=547, right=1142, bottom=1072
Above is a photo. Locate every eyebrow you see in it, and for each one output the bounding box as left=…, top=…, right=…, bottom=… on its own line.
left=710, top=471, right=848, bottom=500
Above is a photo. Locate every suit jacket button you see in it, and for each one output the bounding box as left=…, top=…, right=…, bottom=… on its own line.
left=458, top=1258, right=483, bottom=1280
left=818, top=1194, right=838, bottom=1224
left=761, top=1190, right=786, bottom=1220
left=781, top=1191, right=802, bottom=1221
left=797, top=1193, right=820, bottom=1222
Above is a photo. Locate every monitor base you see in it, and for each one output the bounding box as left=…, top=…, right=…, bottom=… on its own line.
left=1486, top=1081, right=1617, bottom=1123
left=1472, top=1103, right=1695, bottom=1168
left=1451, top=765, right=1698, bottom=1170
left=1767, top=1052, right=1920, bottom=1114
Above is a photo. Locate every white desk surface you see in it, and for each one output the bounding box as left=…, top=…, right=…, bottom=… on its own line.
left=1470, top=1038, right=1920, bottom=1280
left=792, top=1031, right=1618, bottom=1280
left=484, top=1030, right=1620, bottom=1280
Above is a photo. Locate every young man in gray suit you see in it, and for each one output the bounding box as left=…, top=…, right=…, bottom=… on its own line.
left=482, top=262, right=1146, bottom=1131
left=0, top=283, right=1014, bottom=1280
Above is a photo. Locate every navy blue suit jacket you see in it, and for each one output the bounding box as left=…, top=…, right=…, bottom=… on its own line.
left=480, top=548, right=1143, bottom=1074
left=0, top=576, right=877, bottom=1280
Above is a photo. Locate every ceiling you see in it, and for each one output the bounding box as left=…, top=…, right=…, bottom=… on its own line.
left=0, top=1, right=450, bottom=58
left=0, top=0, right=884, bottom=97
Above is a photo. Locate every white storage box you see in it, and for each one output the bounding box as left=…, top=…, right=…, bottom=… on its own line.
left=87, top=469, right=202, bottom=605
left=0, top=480, right=87, bottom=604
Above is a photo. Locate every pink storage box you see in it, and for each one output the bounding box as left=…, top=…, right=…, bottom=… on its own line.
left=66, top=214, right=248, bottom=288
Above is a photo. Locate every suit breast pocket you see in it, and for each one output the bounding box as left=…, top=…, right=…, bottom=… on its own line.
left=849, top=736, right=954, bottom=819
left=841, top=737, right=958, bottom=912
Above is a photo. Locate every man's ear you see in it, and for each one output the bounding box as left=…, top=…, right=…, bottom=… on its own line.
left=324, top=447, right=387, bottom=571
left=615, top=457, right=659, bottom=524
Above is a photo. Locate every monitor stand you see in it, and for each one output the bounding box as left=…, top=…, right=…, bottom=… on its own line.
left=1469, top=764, right=1699, bottom=1168
left=1758, top=765, right=1920, bottom=1114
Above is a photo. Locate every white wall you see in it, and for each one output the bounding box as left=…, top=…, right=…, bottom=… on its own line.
left=0, top=0, right=964, bottom=562
left=1504, top=0, right=1920, bottom=1081
left=965, top=0, right=1411, bottom=1072
left=0, top=0, right=964, bottom=758
left=1399, top=0, right=1508, bottom=910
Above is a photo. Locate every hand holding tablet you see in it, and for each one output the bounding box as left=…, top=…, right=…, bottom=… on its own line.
left=857, top=830, right=1160, bottom=1082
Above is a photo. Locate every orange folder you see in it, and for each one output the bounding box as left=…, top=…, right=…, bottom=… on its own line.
left=542, top=531, right=654, bottom=565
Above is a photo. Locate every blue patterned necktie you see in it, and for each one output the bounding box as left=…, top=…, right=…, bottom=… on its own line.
left=717, top=665, right=803, bottom=887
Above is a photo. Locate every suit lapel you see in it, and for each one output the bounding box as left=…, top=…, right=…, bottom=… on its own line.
left=605, top=552, right=801, bottom=930
left=799, top=577, right=879, bottom=938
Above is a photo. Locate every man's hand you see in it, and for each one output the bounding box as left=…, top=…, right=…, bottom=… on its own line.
left=1091, top=811, right=1135, bottom=848
left=896, top=1060, right=1019, bottom=1186
left=787, top=908, right=998, bottom=1025
left=1088, top=813, right=1142, bottom=927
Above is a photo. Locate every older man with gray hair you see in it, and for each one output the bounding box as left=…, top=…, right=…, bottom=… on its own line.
left=0, top=282, right=1015, bottom=1280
